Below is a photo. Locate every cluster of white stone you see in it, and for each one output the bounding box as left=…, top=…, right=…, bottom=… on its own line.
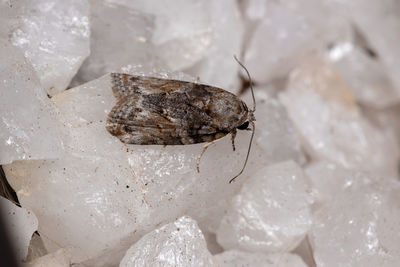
left=1, top=0, right=400, bottom=266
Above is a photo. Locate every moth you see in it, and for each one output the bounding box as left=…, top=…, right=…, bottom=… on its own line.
left=106, top=57, right=256, bottom=183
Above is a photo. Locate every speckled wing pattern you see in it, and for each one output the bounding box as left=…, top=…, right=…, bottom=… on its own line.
left=106, top=73, right=245, bottom=145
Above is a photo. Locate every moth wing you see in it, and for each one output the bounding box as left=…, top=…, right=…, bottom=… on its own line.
left=107, top=82, right=230, bottom=145
left=110, top=73, right=195, bottom=99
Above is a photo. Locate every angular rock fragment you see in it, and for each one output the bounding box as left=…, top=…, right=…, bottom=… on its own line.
left=214, top=250, right=308, bottom=267
left=279, top=58, right=399, bottom=177
left=120, top=216, right=215, bottom=267
left=0, top=196, right=38, bottom=262
left=1, top=0, right=90, bottom=95
left=0, top=41, right=64, bottom=165
left=217, top=161, right=312, bottom=252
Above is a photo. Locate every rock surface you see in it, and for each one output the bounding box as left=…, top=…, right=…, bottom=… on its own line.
left=309, top=180, right=400, bottom=267
left=0, top=40, right=64, bottom=165
left=0, top=196, right=38, bottom=262
left=280, top=58, right=399, bottom=177
left=119, top=216, right=215, bottom=267
left=214, top=250, right=308, bottom=267
left=217, top=161, right=312, bottom=252
left=0, top=0, right=90, bottom=95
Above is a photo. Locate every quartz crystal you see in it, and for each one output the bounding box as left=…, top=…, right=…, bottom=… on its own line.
left=119, top=216, right=215, bottom=267
left=327, top=0, right=400, bottom=98
left=309, top=180, right=400, bottom=267
left=75, top=1, right=156, bottom=83
left=214, top=250, right=308, bottom=267
left=279, top=58, right=399, bottom=177
left=327, top=42, right=399, bottom=108
left=0, top=40, right=64, bottom=165
left=0, top=0, right=90, bottom=95
left=217, top=161, right=312, bottom=252
left=243, top=0, right=352, bottom=84
left=23, top=249, right=70, bottom=267
left=78, top=0, right=243, bottom=93
left=0, top=196, right=38, bottom=262
left=182, top=0, right=244, bottom=92
left=245, top=89, right=306, bottom=165
left=305, top=161, right=386, bottom=207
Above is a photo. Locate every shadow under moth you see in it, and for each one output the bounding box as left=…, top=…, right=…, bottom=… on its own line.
left=106, top=57, right=256, bottom=183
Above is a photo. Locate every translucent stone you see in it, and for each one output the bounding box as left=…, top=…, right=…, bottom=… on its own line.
left=0, top=196, right=38, bottom=262
left=244, top=89, right=306, bottom=165
left=23, top=249, right=70, bottom=267
left=0, top=0, right=90, bottom=95
left=0, top=40, right=64, bottom=165
left=216, top=161, right=312, bottom=252
left=119, top=216, right=215, bottom=267
left=75, top=1, right=157, bottom=83
left=327, top=0, right=400, bottom=97
left=126, top=0, right=214, bottom=73
left=214, top=250, right=308, bottom=267
left=26, top=234, right=48, bottom=262
left=309, top=180, right=400, bottom=266
left=279, top=57, right=399, bottom=177
left=182, top=0, right=244, bottom=92
left=362, top=104, right=400, bottom=154
left=243, top=0, right=352, bottom=84
left=84, top=0, right=242, bottom=93
left=327, top=42, right=399, bottom=108
left=305, top=161, right=387, bottom=207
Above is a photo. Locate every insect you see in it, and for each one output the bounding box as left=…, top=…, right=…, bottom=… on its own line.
left=106, top=57, right=256, bottom=183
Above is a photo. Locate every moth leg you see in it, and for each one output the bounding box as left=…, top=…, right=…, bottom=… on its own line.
left=196, top=134, right=230, bottom=173
left=231, top=129, right=237, bottom=151
left=196, top=142, right=214, bottom=173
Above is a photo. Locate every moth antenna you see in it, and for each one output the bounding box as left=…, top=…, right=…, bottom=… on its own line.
left=234, top=55, right=256, bottom=112
left=229, top=121, right=255, bottom=183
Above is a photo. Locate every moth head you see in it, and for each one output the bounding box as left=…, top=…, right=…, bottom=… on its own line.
left=237, top=110, right=255, bottom=131
left=237, top=121, right=249, bottom=130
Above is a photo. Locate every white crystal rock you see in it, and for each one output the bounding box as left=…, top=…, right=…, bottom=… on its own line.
left=128, top=0, right=214, bottom=73
left=327, top=0, right=400, bottom=97
left=0, top=0, right=90, bottom=95
left=327, top=42, right=399, bottom=108
left=309, top=180, right=400, bottom=267
left=23, top=249, right=70, bottom=267
left=305, top=161, right=386, bottom=207
left=0, top=40, right=64, bottom=165
left=243, top=0, right=352, bottom=84
left=84, top=0, right=243, bottom=93
left=244, top=89, right=306, bottom=165
left=119, top=216, right=215, bottom=267
left=0, top=196, right=38, bottom=262
left=362, top=104, right=400, bottom=154
left=214, top=250, right=308, bottom=267
left=75, top=1, right=157, bottom=83
left=292, top=238, right=316, bottom=267
left=217, top=161, right=312, bottom=253
left=182, top=0, right=244, bottom=92
left=279, top=58, right=399, bottom=177
left=26, top=234, right=48, bottom=262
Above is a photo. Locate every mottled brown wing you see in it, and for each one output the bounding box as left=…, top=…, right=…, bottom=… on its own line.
left=110, top=73, right=193, bottom=98
left=107, top=73, right=234, bottom=145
